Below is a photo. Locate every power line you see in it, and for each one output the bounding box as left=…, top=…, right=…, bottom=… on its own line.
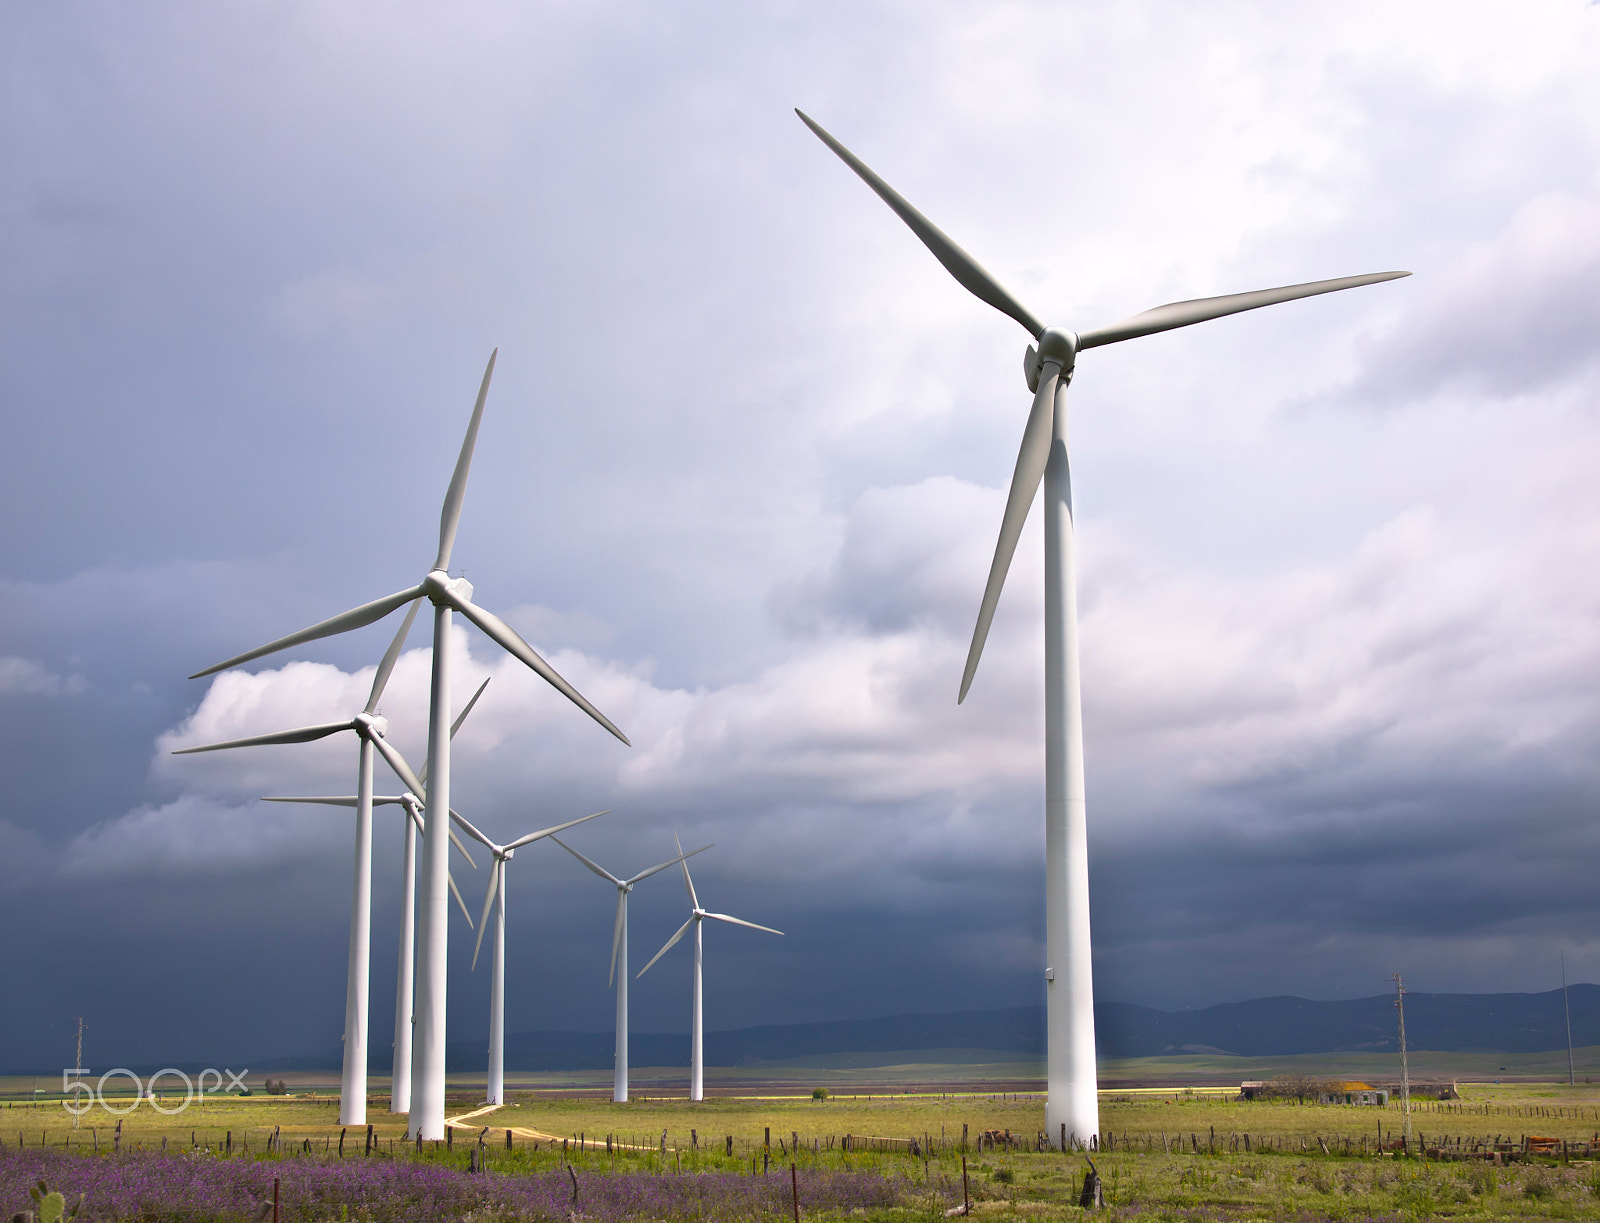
left=1393, top=973, right=1412, bottom=1153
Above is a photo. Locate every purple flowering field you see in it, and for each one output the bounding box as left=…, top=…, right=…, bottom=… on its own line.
left=1, top=1148, right=930, bottom=1221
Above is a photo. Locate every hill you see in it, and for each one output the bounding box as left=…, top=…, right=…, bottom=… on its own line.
left=240, top=985, right=1600, bottom=1072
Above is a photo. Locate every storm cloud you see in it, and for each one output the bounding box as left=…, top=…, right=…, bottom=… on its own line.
left=3, top=0, right=1599, bottom=1070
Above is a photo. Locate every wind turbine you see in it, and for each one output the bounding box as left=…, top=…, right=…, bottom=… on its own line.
left=797, top=110, right=1410, bottom=1148
left=550, top=837, right=711, bottom=1102
left=175, top=598, right=427, bottom=1126
left=190, top=351, right=631, bottom=1139
left=453, top=807, right=611, bottom=1105
left=262, top=677, right=491, bottom=1114
left=636, top=834, right=782, bottom=1101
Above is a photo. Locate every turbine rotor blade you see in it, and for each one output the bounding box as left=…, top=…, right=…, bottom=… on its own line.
left=674, top=832, right=699, bottom=910
left=369, top=735, right=427, bottom=802
left=505, top=809, right=609, bottom=853
left=444, top=811, right=479, bottom=869
left=1077, top=271, right=1411, bottom=350
left=171, top=721, right=354, bottom=754
left=959, top=366, right=1061, bottom=703
left=418, top=676, right=488, bottom=789
left=434, top=350, right=497, bottom=573
left=443, top=590, right=630, bottom=746
left=451, top=678, right=490, bottom=739
left=472, top=859, right=502, bottom=971
left=365, top=598, right=423, bottom=714
left=190, top=585, right=425, bottom=679
left=627, top=843, right=711, bottom=887
left=608, top=891, right=625, bottom=988
left=550, top=836, right=623, bottom=886
left=261, top=795, right=408, bottom=807
left=795, top=110, right=1044, bottom=340
left=704, top=912, right=784, bottom=936
left=447, top=808, right=499, bottom=855
left=637, top=916, right=695, bottom=979
left=448, top=869, right=475, bottom=929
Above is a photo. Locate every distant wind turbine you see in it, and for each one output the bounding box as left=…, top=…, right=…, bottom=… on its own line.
left=453, top=807, right=611, bottom=1105
left=798, top=109, right=1410, bottom=1147
left=636, top=834, right=781, bottom=1101
left=551, top=836, right=711, bottom=1102
left=175, top=599, right=426, bottom=1126
left=190, top=352, right=631, bottom=1139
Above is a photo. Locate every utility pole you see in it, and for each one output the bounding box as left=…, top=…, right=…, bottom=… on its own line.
left=1563, top=953, right=1576, bottom=1087
left=72, top=1017, right=87, bottom=1130
left=1393, top=973, right=1412, bottom=1153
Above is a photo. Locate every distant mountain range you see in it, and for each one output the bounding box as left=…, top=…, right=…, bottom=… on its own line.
left=1096, top=985, right=1600, bottom=1059
left=247, top=984, right=1600, bottom=1071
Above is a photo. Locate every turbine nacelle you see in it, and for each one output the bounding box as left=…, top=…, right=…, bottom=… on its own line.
left=1024, top=329, right=1079, bottom=393
left=353, top=712, right=389, bottom=739
left=422, top=570, right=473, bottom=605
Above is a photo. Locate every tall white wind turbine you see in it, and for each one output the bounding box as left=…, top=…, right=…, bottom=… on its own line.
left=176, top=598, right=427, bottom=1126
left=551, top=837, right=710, bottom=1103
left=191, top=352, right=631, bottom=1139
left=454, top=808, right=611, bottom=1105
left=262, top=678, right=490, bottom=1114
left=797, top=110, right=1409, bottom=1148
left=636, top=835, right=781, bottom=1102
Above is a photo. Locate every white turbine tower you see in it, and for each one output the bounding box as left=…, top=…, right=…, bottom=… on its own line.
left=191, top=351, right=630, bottom=1139
left=454, top=808, right=611, bottom=1105
left=551, top=837, right=710, bottom=1103
left=175, top=598, right=426, bottom=1126
left=264, top=796, right=482, bottom=1110
left=636, top=835, right=782, bottom=1102
left=798, top=110, right=1409, bottom=1148
left=264, top=675, right=487, bottom=1115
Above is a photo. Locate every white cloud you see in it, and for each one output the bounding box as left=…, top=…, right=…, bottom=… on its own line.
left=0, top=655, right=85, bottom=696
left=63, top=793, right=341, bottom=880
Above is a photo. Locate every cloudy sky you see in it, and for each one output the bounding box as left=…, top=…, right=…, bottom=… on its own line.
left=4, top=0, right=1600, bottom=1071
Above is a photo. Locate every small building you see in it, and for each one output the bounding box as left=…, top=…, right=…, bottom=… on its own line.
left=1238, top=1079, right=1388, bottom=1105
left=1320, top=1081, right=1387, bottom=1106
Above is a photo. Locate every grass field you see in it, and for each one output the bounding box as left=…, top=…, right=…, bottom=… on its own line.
left=10, top=1067, right=1600, bottom=1218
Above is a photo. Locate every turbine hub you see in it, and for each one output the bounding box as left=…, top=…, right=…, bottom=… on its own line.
left=354, top=711, right=388, bottom=737
left=1037, top=328, right=1077, bottom=370
left=1023, top=329, right=1077, bottom=392
left=422, top=570, right=474, bottom=604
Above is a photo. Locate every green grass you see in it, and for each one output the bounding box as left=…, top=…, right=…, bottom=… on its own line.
left=12, top=1071, right=1600, bottom=1218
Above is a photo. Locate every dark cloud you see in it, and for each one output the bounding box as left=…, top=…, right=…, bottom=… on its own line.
left=4, top=0, right=1600, bottom=1074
